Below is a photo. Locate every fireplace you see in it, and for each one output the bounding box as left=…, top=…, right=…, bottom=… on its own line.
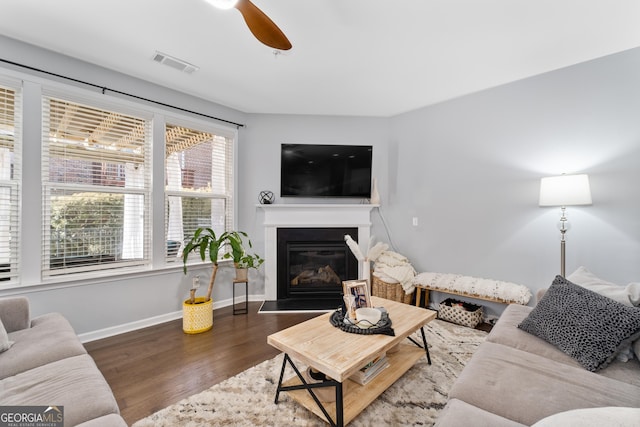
left=277, top=228, right=358, bottom=300
left=258, top=204, right=376, bottom=311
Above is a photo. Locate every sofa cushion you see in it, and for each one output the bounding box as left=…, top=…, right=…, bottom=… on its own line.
left=531, top=406, right=640, bottom=427
left=448, top=342, right=640, bottom=425
left=0, top=354, right=120, bottom=427
left=518, top=276, right=640, bottom=371
left=1, top=313, right=87, bottom=379
left=488, top=304, right=640, bottom=387
left=435, top=398, right=526, bottom=427
left=75, top=414, right=128, bottom=427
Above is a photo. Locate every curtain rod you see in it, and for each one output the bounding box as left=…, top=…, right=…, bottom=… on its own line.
left=0, top=58, right=245, bottom=128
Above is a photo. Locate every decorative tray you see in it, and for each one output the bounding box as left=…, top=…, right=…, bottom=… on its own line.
left=329, top=308, right=395, bottom=336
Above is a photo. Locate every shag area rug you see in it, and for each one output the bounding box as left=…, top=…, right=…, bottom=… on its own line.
left=132, top=319, right=487, bottom=427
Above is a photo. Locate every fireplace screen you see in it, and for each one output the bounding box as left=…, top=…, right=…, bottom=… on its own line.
left=288, top=243, right=346, bottom=290
left=277, top=227, right=358, bottom=300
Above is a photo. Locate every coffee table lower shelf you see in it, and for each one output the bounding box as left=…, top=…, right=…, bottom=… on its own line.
left=281, top=344, right=425, bottom=425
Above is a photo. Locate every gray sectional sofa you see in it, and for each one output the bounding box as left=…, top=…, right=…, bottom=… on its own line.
left=436, top=273, right=640, bottom=426
left=0, top=297, right=126, bottom=427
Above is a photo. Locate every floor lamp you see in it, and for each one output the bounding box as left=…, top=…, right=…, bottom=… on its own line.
left=539, top=174, right=592, bottom=277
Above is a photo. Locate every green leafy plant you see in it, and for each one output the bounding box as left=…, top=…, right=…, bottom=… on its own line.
left=182, top=228, right=263, bottom=302
left=182, top=228, right=227, bottom=303
left=235, top=253, right=264, bottom=269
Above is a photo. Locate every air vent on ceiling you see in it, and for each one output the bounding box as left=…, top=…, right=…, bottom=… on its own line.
left=152, top=51, right=199, bottom=74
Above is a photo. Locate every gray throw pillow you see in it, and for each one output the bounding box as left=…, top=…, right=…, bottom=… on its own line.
left=0, top=317, right=14, bottom=353
left=518, top=276, right=640, bottom=372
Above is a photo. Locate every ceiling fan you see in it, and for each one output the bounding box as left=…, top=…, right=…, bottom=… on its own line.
left=205, top=0, right=292, bottom=50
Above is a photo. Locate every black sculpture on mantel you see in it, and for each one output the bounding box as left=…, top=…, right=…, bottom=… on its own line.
left=259, top=190, right=275, bottom=205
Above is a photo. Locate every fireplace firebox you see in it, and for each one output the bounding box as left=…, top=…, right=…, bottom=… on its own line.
left=277, top=227, right=358, bottom=301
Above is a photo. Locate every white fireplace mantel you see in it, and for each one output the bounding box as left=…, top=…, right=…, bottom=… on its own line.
left=257, top=204, right=378, bottom=300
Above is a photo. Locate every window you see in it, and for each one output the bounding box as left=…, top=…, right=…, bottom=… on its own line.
left=0, top=84, right=21, bottom=283
left=164, top=122, right=234, bottom=263
left=42, top=95, right=151, bottom=277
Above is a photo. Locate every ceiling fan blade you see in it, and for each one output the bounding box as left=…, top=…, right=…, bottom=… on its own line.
left=234, top=0, right=292, bottom=50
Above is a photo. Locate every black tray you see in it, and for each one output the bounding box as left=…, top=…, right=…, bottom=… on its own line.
left=329, top=308, right=395, bottom=336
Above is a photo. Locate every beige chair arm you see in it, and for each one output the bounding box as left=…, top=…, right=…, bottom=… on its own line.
left=0, top=297, right=30, bottom=333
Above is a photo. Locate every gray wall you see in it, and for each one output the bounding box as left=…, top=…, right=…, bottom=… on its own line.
left=1, top=34, right=638, bottom=337
left=385, top=48, right=640, bottom=315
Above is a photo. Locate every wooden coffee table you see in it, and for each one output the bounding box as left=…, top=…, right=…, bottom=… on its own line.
left=267, top=296, right=437, bottom=426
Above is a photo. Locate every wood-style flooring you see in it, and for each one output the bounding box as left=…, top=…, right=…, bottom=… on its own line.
left=84, top=302, right=319, bottom=425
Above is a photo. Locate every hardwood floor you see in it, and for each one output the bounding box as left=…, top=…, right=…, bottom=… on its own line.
left=84, top=302, right=319, bottom=425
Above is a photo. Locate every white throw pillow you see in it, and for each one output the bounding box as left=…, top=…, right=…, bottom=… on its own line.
left=0, top=318, right=14, bottom=353
left=532, top=407, right=640, bottom=427
left=567, top=266, right=638, bottom=307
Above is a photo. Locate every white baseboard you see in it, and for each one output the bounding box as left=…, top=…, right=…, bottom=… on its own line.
left=79, top=294, right=266, bottom=343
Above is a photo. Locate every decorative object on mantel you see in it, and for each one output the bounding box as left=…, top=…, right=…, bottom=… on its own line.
left=370, top=178, right=380, bottom=205
left=258, top=190, right=274, bottom=204
left=539, top=173, right=592, bottom=277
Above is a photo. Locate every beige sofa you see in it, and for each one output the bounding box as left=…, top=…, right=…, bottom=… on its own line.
left=0, top=297, right=126, bottom=427
left=435, top=273, right=640, bottom=426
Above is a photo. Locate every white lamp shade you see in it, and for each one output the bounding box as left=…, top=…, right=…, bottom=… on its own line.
left=539, top=174, right=592, bottom=207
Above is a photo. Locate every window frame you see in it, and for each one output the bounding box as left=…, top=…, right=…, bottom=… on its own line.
left=41, top=89, right=153, bottom=279
left=163, top=116, right=237, bottom=267
left=0, top=77, right=22, bottom=285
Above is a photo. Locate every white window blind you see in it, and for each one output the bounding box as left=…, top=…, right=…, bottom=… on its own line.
left=0, top=84, right=21, bottom=284
left=42, top=96, right=151, bottom=277
left=164, top=123, right=234, bottom=263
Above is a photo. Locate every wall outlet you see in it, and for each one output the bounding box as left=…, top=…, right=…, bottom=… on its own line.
left=412, top=217, right=419, bottom=226
left=192, top=275, right=200, bottom=289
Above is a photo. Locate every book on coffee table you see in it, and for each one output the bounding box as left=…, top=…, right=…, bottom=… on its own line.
left=350, top=355, right=390, bottom=385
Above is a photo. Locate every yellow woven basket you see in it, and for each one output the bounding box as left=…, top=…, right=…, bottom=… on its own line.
left=183, top=297, right=213, bottom=334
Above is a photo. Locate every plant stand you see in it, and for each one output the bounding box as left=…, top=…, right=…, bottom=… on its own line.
left=233, top=279, right=248, bottom=315
left=183, top=297, right=213, bottom=334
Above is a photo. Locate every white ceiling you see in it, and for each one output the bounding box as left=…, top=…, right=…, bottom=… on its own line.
left=2, top=0, right=640, bottom=117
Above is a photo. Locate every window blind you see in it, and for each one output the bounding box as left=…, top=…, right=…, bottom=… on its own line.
left=0, top=84, right=21, bottom=284
left=41, top=96, right=151, bottom=277
left=164, top=123, right=234, bottom=263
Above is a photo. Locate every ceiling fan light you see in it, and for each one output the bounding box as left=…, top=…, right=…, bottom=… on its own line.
left=205, top=0, right=238, bottom=10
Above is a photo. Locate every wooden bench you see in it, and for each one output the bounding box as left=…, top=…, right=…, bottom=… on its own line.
left=414, top=286, right=525, bottom=308
left=412, top=272, right=532, bottom=308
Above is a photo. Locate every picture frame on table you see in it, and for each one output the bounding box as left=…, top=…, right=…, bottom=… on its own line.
left=343, top=279, right=372, bottom=310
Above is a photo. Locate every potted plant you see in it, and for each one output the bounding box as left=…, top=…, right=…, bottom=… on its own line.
left=181, top=227, right=227, bottom=334
left=234, top=252, right=264, bottom=281
left=181, top=228, right=264, bottom=332
left=221, top=231, right=264, bottom=280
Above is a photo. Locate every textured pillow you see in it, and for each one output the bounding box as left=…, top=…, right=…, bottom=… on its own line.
left=0, top=317, right=14, bottom=353
left=567, top=266, right=640, bottom=307
left=567, top=266, right=640, bottom=362
left=518, top=276, right=640, bottom=371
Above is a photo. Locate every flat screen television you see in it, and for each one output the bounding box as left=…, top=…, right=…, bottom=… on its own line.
left=281, top=144, right=373, bottom=198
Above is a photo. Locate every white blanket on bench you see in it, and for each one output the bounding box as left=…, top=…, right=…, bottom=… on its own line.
left=413, top=272, right=532, bottom=305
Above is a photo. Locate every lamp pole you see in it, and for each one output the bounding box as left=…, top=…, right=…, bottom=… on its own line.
left=559, top=206, right=567, bottom=277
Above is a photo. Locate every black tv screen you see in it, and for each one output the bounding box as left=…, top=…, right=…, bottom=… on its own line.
left=281, top=144, right=373, bottom=198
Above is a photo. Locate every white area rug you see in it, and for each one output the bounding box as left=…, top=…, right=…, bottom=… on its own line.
left=132, top=319, right=487, bottom=426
